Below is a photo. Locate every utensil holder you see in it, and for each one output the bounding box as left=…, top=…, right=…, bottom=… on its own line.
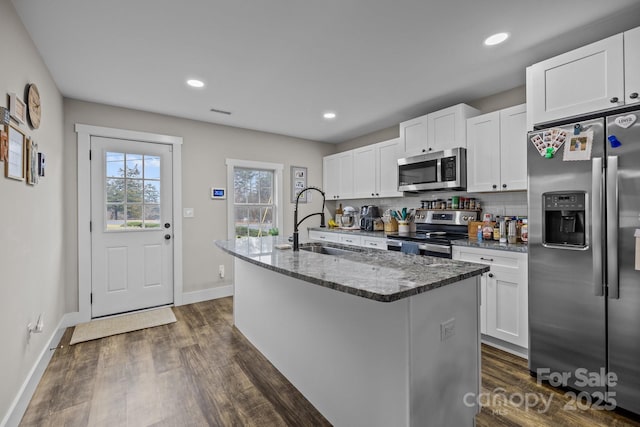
left=398, top=221, right=410, bottom=234
left=383, top=217, right=398, bottom=232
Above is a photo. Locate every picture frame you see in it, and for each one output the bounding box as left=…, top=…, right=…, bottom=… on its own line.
left=0, top=125, right=8, bottom=162
left=291, top=165, right=308, bottom=203
left=5, top=125, right=26, bottom=180
left=9, top=93, right=26, bottom=125
left=26, top=138, right=39, bottom=185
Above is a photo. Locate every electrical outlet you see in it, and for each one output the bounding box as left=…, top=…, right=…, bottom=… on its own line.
left=219, top=264, right=225, bottom=278
left=440, top=318, right=455, bottom=341
left=183, top=208, right=195, bottom=218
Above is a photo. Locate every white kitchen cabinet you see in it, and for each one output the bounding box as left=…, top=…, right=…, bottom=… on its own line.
left=625, top=26, right=640, bottom=105
left=362, top=236, right=387, bottom=250
left=467, top=104, right=527, bottom=193
left=352, top=138, right=403, bottom=199
left=339, top=234, right=362, bottom=246
left=526, top=33, right=625, bottom=126
left=309, top=230, right=387, bottom=251
left=452, top=246, right=528, bottom=349
left=399, top=103, right=480, bottom=156
left=309, top=230, right=341, bottom=243
left=323, top=151, right=354, bottom=200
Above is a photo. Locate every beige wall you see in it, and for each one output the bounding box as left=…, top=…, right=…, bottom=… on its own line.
left=63, top=100, right=335, bottom=308
left=0, top=0, right=65, bottom=421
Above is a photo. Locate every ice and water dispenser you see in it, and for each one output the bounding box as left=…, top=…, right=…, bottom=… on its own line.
left=543, top=192, right=586, bottom=248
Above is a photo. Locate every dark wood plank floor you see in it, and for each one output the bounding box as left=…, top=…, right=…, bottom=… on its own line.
left=20, top=297, right=640, bottom=426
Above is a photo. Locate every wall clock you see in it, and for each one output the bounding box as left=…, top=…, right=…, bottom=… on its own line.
left=26, top=83, right=41, bottom=129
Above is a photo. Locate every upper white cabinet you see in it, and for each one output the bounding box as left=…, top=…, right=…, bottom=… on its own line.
left=527, top=25, right=640, bottom=126
left=467, top=104, right=527, bottom=192
left=323, top=151, right=353, bottom=200
left=352, top=138, right=402, bottom=199
left=399, top=103, right=480, bottom=155
left=625, top=26, right=640, bottom=105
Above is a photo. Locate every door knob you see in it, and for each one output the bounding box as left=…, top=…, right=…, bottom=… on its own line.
left=164, top=223, right=171, bottom=229
left=164, top=234, right=171, bottom=240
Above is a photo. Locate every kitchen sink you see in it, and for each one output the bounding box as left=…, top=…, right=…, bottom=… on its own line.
left=299, top=243, right=361, bottom=257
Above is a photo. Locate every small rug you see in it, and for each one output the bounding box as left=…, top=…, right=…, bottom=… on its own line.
left=70, top=307, right=176, bottom=345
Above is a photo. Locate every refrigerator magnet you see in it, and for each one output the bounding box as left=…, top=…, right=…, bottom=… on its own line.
left=563, top=130, right=593, bottom=161
left=608, top=135, right=622, bottom=148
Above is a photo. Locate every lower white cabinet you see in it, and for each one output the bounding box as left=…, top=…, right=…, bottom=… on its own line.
left=452, top=246, right=528, bottom=349
left=309, top=230, right=341, bottom=243
left=309, top=230, right=387, bottom=251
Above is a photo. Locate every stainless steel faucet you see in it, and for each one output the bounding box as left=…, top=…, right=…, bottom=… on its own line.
left=293, top=186, right=326, bottom=251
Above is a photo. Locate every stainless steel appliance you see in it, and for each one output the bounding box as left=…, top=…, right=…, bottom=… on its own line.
left=528, top=106, right=640, bottom=414
left=386, top=209, right=477, bottom=258
left=397, top=147, right=466, bottom=192
left=360, top=205, right=380, bottom=231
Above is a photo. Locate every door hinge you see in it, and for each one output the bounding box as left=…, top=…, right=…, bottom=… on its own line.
left=89, top=150, right=92, bottom=160
left=90, top=293, right=93, bottom=304
left=89, top=221, right=92, bottom=232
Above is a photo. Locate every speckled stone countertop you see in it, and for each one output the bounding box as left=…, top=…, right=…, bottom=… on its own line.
left=216, top=236, right=489, bottom=303
left=308, top=226, right=387, bottom=238
left=452, top=239, right=528, bottom=253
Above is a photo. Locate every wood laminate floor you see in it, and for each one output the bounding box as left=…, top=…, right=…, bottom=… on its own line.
left=20, top=297, right=640, bottom=427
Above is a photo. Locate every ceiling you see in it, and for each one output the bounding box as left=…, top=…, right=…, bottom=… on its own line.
left=12, top=0, right=640, bottom=143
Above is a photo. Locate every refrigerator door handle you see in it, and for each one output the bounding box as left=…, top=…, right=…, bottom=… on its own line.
left=592, top=157, right=604, bottom=296
left=607, top=156, right=619, bottom=299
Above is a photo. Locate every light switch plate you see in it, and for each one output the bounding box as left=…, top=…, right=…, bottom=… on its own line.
left=183, top=208, right=195, bottom=218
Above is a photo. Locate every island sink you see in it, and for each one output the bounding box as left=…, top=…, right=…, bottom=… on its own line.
left=299, top=242, right=361, bottom=256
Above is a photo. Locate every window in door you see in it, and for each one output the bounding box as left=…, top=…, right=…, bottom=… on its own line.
left=105, top=151, right=161, bottom=230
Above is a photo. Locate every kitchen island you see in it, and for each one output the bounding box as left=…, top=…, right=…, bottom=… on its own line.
left=216, top=237, right=489, bottom=427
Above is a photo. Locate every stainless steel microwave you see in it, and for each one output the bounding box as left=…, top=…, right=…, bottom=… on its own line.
left=397, top=147, right=466, bottom=192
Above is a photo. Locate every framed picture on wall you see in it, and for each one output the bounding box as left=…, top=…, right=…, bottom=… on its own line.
left=8, top=93, right=26, bottom=125
left=291, top=166, right=308, bottom=203
left=5, top=125, right=26, bottom=180
left=26, top=138, right=39, bottom=185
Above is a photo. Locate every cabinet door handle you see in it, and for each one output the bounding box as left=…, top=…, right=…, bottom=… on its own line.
left=480, top=257, right=494, bottom=262
left=375, top=193, right=379, bottom=196
left=630, top=92, right=639, bottom=99
left=502, top=183, right=507, bottom=188
left=488, top=273, right=494, bottom=278
left=371, top=193, right=375, bottom=196
left=610, top=97, right=619, bottom=103
left=492, top=184, right=497, bottom=189
left=422, top=149, right=427, bottom=153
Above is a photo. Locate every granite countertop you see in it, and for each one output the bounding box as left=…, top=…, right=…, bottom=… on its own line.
left=309, top=227, right=528, bottom=253
left=216, top=236, right=489, bottom=303
left=452, top=239, right=528, bottom=253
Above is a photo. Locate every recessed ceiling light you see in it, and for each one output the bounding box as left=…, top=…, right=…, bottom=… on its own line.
left=484, top=32, right=509, bottom=46
left=323, top=112, right=337, bottom=120
left=187, top=79, right=205, bottom=88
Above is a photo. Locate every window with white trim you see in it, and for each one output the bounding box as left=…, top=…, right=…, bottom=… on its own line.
left=226, top=160, right=284, bottom=239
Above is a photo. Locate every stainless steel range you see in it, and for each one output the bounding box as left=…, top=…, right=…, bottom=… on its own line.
left=386, top=209, right=478, bottom=258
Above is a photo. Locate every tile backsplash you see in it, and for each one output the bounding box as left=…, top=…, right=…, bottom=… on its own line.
left=329, top=190, right=528, bottom=220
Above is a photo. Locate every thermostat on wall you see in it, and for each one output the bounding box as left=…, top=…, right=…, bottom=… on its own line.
left=211, top=187, right=226, bottom=199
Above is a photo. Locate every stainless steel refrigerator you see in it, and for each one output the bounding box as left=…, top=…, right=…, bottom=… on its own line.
left=528, top=106, right=640, bottom=414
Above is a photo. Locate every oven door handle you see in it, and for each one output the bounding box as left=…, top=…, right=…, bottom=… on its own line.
left=418, top=243, right=451, bottom=255
left=386, top=240, right=402, bottom=248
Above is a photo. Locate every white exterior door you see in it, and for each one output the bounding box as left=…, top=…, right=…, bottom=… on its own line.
left=90, top=136, right=174, bottom=317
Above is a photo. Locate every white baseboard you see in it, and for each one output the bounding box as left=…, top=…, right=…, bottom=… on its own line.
left=481, top=334, right=529, bottom=359
left=1, top=318, right=67, bottom=427
left=180, top=284, right=234, bottom=305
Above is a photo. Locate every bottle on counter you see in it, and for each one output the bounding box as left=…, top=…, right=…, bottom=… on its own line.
left=493, top=216, right=501, bottom=241
left=452, top=196, right=459, bottom=209
left=477, top=225, right=483, bottom=242
left=335, top=203, right=343, bottom=223
left=499, top=218, right=507, bottom=243
left=508, top=216, right=518, bottom=244
left=482, top=213, right=493, bottom=240
left=521, top=219, right=528, bottom=243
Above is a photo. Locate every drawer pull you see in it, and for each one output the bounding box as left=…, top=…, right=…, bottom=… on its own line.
left=480, top=257, right=494, bottom=262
